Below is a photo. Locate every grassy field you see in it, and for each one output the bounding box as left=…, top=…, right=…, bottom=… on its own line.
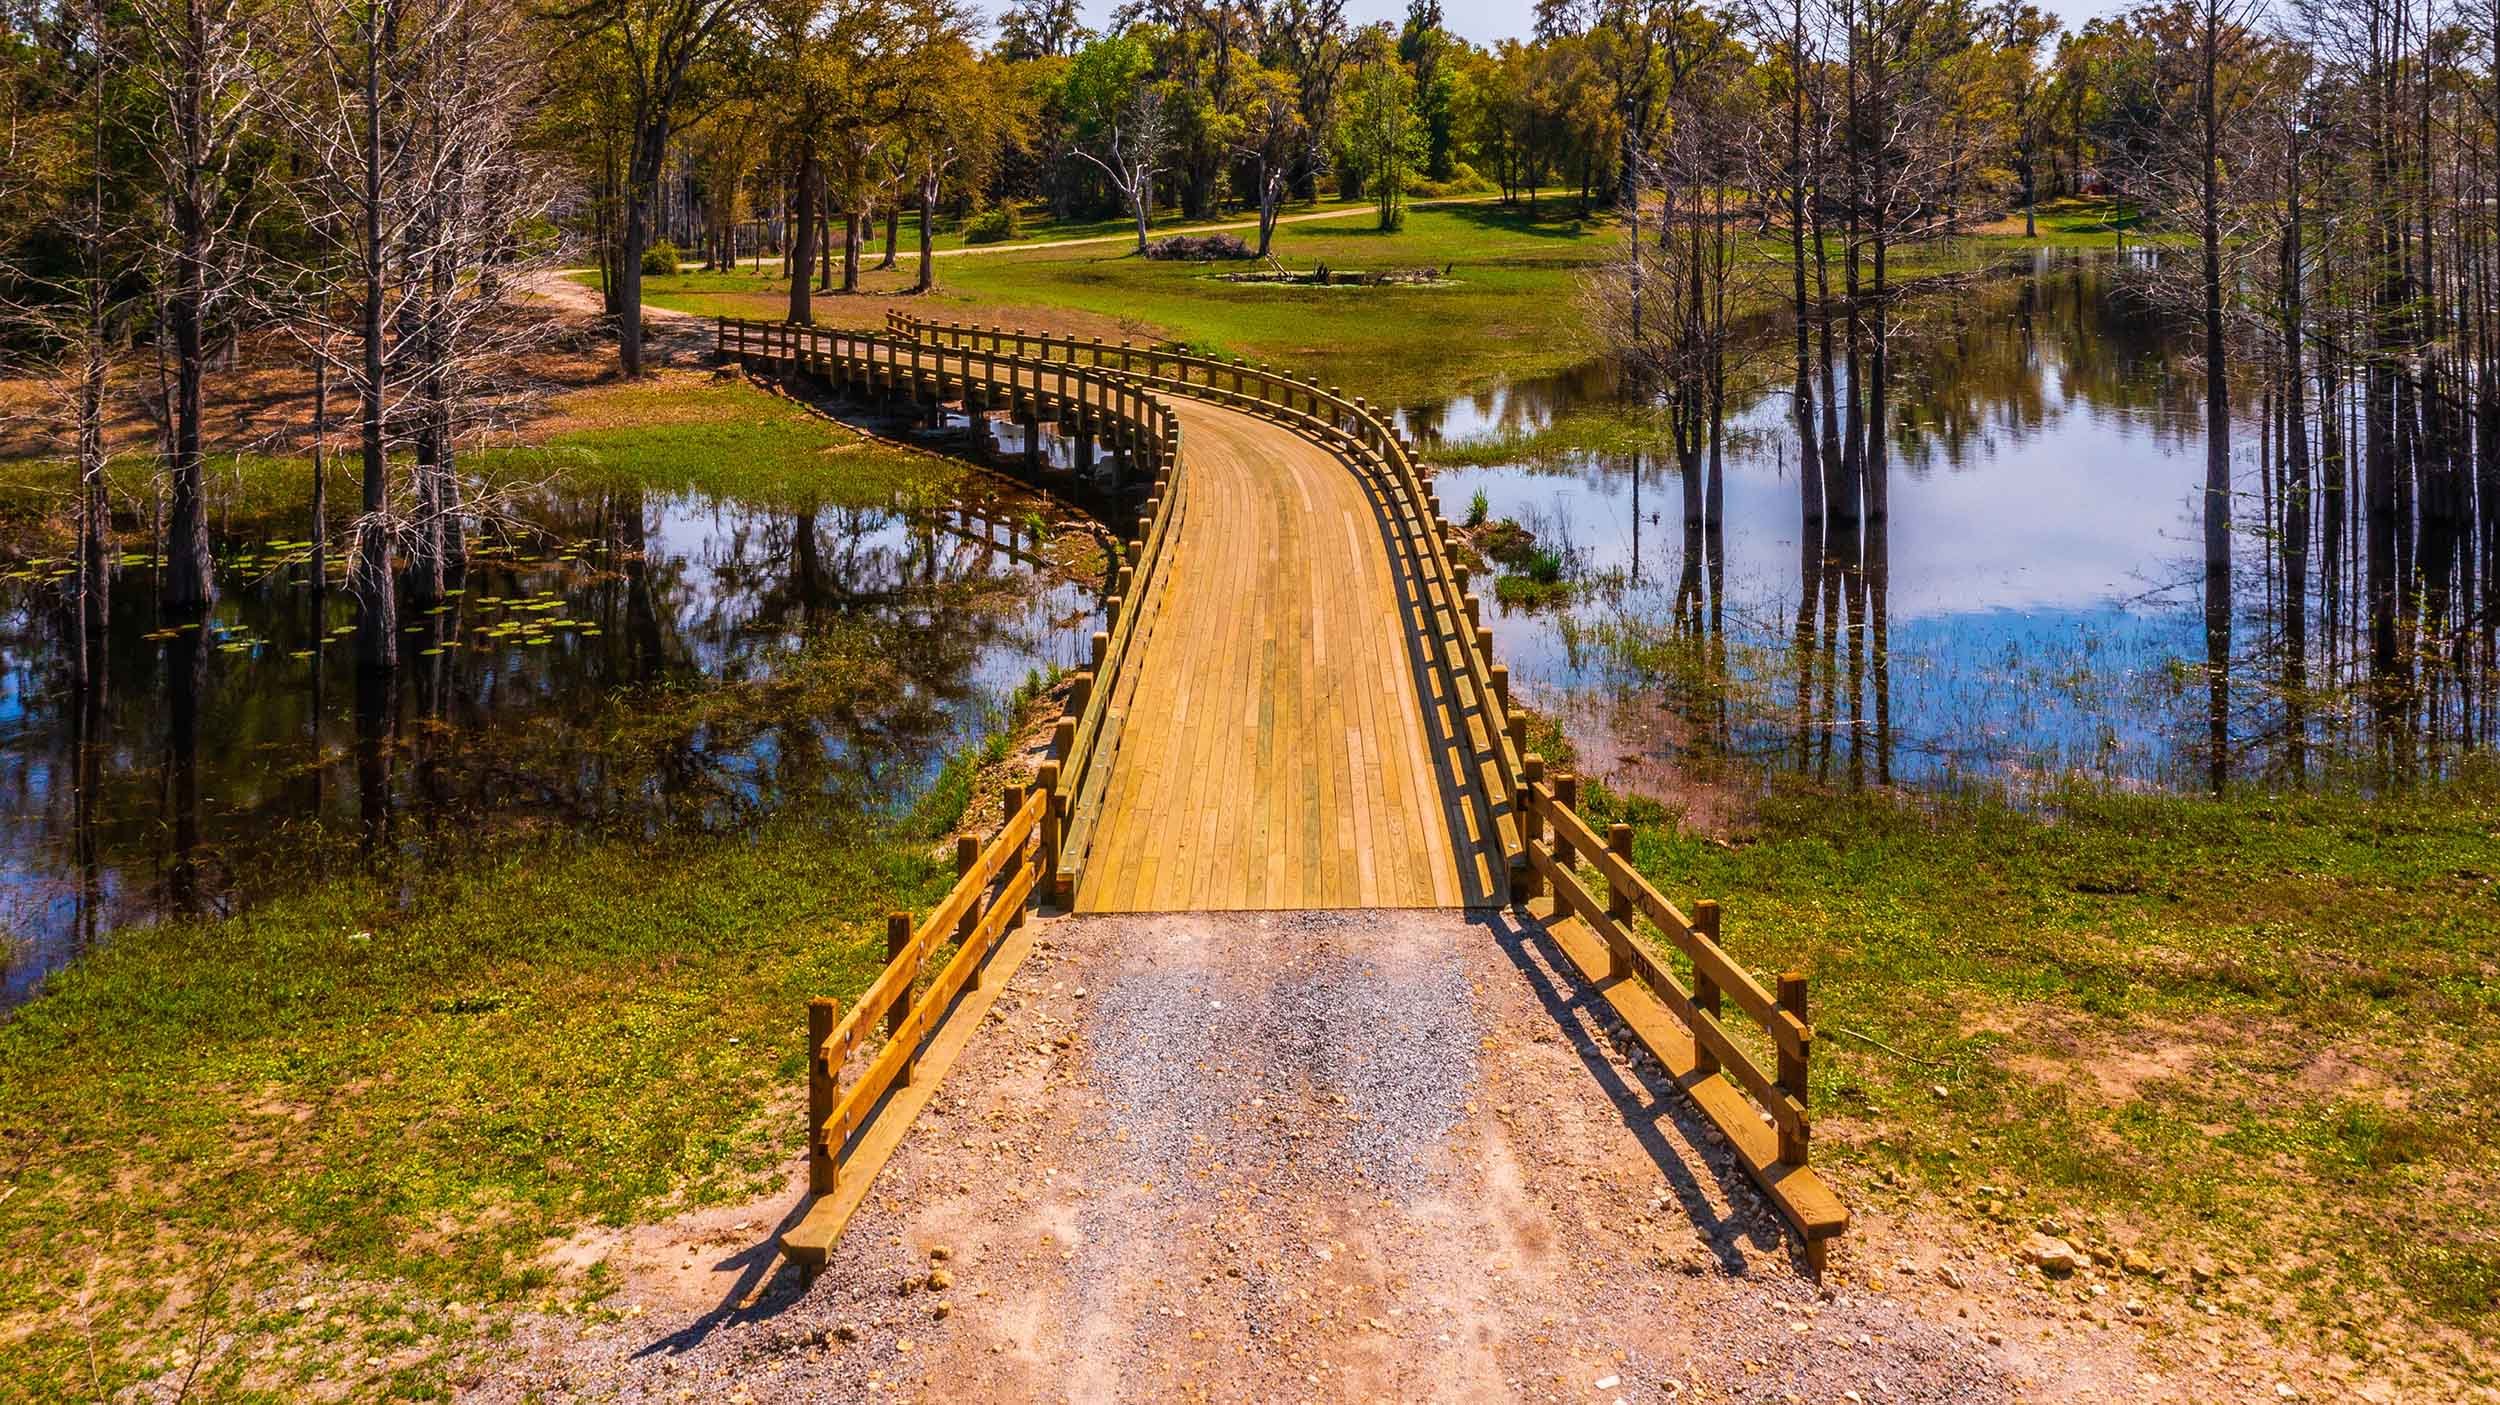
left=625, top=197, right=2130, bottom=409
left=1538, top=721, right=2500, bottom=1387
left=0, top=373, right=960, bottom=553
left=0, top=746, right=994, bottom=1400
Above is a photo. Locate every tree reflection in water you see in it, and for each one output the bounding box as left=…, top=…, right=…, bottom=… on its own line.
left=1404, top=251, right=2494, bottom=798
left=0, top=484, right=1095, bottom=1009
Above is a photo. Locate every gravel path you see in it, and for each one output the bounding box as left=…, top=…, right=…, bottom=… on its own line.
left=464, top=908, right=2171, bottom=1403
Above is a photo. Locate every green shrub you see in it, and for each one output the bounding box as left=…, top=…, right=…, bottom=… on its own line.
left=963, top=206, right=1019, bottom=245
left=1465, top=488, right=1489, bottom=527
left=1412, top=166, right=1496, bottom=199
left=641, top=239, right=681, bottom=276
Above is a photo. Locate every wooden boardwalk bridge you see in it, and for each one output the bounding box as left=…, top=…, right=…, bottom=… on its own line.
left=714, top=313, right=1847, bottom=1276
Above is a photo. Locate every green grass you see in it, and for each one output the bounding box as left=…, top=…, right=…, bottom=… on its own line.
left=934, top=202, right=1608, bottom=402
left=619, top=202, right=1614, bottom=404
left=1543, top=735, right=2500, bottom=1380
left=484, top=375, right=963, bottom=512
left=629, top=198, right=2128, bottom=409
left=0, top=375, right=953, bottom=552
left=0, top=797, right=954, bottom=1398
left=1977, top=194, right=2155, bottom=249
left=0, top=621, right=1039, bottom=1401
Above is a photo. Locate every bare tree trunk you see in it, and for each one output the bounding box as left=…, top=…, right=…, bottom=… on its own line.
left=1787, top=0, right=1822, bottom=525
left=2198, top=0, right=2231, bottom=793
left=165, top=92, right=215, bottom=617
left=916, top=174, right=938, bottom=292
left=620, top=113, right=668, bottom=377
left=355, top=8, right=398, bottom=674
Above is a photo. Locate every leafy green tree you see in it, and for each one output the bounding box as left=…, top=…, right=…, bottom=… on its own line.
left=1338, top=39, right=1422, bottom=230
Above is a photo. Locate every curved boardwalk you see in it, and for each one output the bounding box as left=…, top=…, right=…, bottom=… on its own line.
left=1077, top=398, right=1505, bottom=913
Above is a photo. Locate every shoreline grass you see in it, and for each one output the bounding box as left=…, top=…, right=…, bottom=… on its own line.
left=0, top=655, right=1057, bottom=1401
left=1535, top=704, right=2500, bottom=1387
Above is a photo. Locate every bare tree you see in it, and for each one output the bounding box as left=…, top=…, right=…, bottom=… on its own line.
left=128, top=0, right=264, bottom=616
left=267, top=0, right=560, bottom=670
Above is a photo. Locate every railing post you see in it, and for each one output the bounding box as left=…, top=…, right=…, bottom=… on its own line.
left=887, top=912, right=917, bottom=1084
left=1518, top=754, right=1546, bottom=901
left=1035, top=760, right=1063, bottom=908
left=1003, top=783, right=1029, bottom=931
left=1692, top=899, right=1724, bottom=1076
left=807, top=996, right=841, bottom=1195
left=1553, top=773, right=1579, bottom=869
left=1490, top=664, right=1509, bottom=717
left=1090, top=630, right=1108, bottom=673
left=1604, top=824, right=1634, bottom=979
left=1066, top=670, right=1094, bottom=722
left=957, top=834, right=984, bottom=982
left=1777, top=971, right=1811, bottom=1165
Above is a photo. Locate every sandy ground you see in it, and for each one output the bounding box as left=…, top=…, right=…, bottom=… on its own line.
left=453, top=908, right=2269, bottom=1405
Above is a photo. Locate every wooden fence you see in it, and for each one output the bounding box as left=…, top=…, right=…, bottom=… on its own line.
left=718, top=316, right=1185, bottom=1273
left=882, top=313, right=1847, bottom=1267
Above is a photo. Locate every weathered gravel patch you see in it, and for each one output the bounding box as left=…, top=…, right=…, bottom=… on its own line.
left=456, top=910, right=2178, bottom=1403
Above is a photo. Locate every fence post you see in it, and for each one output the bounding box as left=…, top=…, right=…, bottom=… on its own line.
left=1518, top=754, right=1546, bottom=901
left=1691, top=899, right=1724, bottom=1075
left=807, top=996, right=841, bottom=1195
left=1035, top=760, right=1064, bottom=908
left=1003, top=783, right=1028, bottom=931
left=887, top=913, right=917, bottom=1084
left=1777, top=972, right=1811, bottom=1166
left=1066, top=670, right=1094, bottom=723
left=1553, top=774, right=1579, bottom=869
left=1605, top=824, right=1634, bottom=979
left=957, top=834, right=983, bottom=981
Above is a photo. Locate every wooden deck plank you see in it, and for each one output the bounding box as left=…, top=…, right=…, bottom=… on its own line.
left=1069, top=397, right=1502, bottom=913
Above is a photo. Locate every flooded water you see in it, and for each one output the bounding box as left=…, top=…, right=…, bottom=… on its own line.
left=0, top=482, right=1099, bottom=1009
left=1402, top=251, right=2492, bottom=795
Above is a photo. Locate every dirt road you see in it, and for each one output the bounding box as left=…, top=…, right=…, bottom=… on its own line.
left=468, top=909, right=2222, bottom=1403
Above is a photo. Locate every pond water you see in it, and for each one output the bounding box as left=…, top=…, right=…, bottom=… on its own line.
left=1401, top=250, right=2491, bottom=796
left=0, top=482, right=1100, bottom=1009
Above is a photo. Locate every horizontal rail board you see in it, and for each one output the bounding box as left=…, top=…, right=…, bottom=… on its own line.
left=1527, top=787, right=1803, bottom=1057
left=1527, top=842, right=1804, bottom=1136
left=821, top=855, right=1040, bottom=1159
left=1532, top=901, right=1849, bottom=1251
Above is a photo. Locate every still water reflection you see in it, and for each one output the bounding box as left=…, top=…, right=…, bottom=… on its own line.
left=0, top=486, right=1097, bottom=1008
left=1403, top=251, right=2468, bottom=793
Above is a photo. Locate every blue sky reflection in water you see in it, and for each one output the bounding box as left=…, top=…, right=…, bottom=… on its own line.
left=1401, top=252, right=2279, bottom=792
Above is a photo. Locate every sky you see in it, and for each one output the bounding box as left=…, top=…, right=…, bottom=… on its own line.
left=1058, top=0, right=2139, bottom=49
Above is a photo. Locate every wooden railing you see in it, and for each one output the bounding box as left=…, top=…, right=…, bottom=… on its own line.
left=884, top=313, right=1844, bottom=1268
left=717, top=315, right=1185, bottom=1272
left=885, top=313, right=1523, bottom=863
